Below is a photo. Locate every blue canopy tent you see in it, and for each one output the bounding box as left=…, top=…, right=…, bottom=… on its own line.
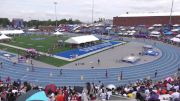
left=144, top=50, right=159, bottom=56
left=164, top=31, right=173, bottom=35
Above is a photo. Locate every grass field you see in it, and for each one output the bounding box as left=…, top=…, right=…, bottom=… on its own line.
left=0, top=44, right=70, bottom=67
left=9, top=34, right=72, bottom=53
left=0, top=34, right=73, bottom=67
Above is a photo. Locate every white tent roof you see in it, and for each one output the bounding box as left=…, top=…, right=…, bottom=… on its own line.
left=121, top=28, right=126, bottom=31
left=151, top=31, right=160, bottom=34
left=153, top=24, right=162, bottom=27
left=122, top=56, right=140, bottom=63
left=173, top=24, right=179, bottom=27
left=148, top=27, right=154, bottom=30
left=176, top=34, right=180, bottom=38
left=171, top=29, right=179, bottom=32
left=0, top=30, right=24, bottom=35
left=130, top=27, right=135, bottom=29
left=170, top=37, right=180, bottom=43
left=65, top=35, right=99, bottom=44
left=53, top=31, right=63, bottom=35
left=28, top=28, right=39, bottom=31
left=0, top=34, right=11, bottom=40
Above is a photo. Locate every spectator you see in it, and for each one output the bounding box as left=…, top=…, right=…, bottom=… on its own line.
left=171, top=89, right=180, bottom=101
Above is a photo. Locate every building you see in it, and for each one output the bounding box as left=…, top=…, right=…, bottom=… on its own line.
left=12, top=18, right=24, bottom=28
left=113, top=12, right=180, bottom=26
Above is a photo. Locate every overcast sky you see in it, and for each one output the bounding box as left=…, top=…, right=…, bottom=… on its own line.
left=0, top=0, right=180, bottom=22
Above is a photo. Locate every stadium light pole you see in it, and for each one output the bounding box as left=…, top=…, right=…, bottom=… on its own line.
left=169, top=0, right=174, bottom=25
left=92, top=0, right=94, bottom=24
left=54, top=2, right=58, bottom=29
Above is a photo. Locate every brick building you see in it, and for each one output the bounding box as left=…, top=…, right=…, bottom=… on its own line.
left=113, top=12, right=180, bottom=26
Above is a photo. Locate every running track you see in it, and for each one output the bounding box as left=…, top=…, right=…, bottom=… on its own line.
left=0, top=39, right=180, bottom=87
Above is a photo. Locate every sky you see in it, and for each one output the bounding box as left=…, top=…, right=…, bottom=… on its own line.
left=0, top=0, right=180, bottom=22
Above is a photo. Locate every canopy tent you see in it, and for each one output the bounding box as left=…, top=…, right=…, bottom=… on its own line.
left=130, top=27, right=135, bottom=30
left=150, top=31, right=161, bottom=38
left=131, top=30, right=136, bottom=33
left=122, top=56, right=140, bottom=63
left=143, top=45, right=153, bottom=49
left=173, top=24, right=179, bottom=27
left=105, top=27, right=112, bottom=30
left=151, top=31, right=160, bottom=34
left=117, top=32, right=123, bottom=35
left=170, top=37, right=180, bottom=43
left=28, top=28, right=39, bottom=31
left=171, top=29, right=179, bottom=32
left=0, top=30, right=24, bottom=35
left=176, top=34, right=180, bottom=38
left=121, top=28, right=126, bottom=31
left=0, top=34, right=12, bottom=40
left=164, top=31, right=173, bottom=35
left=144, top=50, right=159, bottom=56
left=65, top=35, right=99, bottom=44
left=53, top=31, right=63, bottom=35
left=148, top=27, right=154, bottom=30
left=153, top=24, right=162, bottom=27
left=126, top=30, right=136, bottom=36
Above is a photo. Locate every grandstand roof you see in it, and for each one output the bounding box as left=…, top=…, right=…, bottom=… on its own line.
left=118, top=12, right=180, bottom=17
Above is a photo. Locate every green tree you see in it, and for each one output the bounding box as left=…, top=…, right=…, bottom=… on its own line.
left=0, top=18, right=10, bottom=27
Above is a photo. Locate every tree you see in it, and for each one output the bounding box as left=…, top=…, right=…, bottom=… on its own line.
left=0, top=18, right=10, bottom=27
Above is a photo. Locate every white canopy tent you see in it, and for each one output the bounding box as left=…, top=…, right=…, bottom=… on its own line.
left=28, top=28, right=39, bottom=31
left=130, top=27, right=135, bottom=30
left=0, top=30, right=24, bottom=35
left=151, top=31, right=160, bottom=34
left=173, top=24, right=179, bottom=27
left=148, top=27, right=154, bottom=30
left=0, top=34, right=12, bottom=40
left=150, top=31, right=161, bottom=38
left=176, top=34, right=180, bottom=38
left=53, top=31, right=63, bottom=35
left=121, top=28, right=126, bottom=31
left=143, top=45, right=153, bottom=49
left=153, top=24, right=162, bottom=27
left=65, top=35, right=99, bottom=44
left=171, top=29, right=179, bottom=32
left=170, top=37, right=180, bottom=43
left=122, top=56, right=140, bottom=63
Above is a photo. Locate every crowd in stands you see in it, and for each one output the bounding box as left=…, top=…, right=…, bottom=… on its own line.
left=0, top=75, right=180, bottom=101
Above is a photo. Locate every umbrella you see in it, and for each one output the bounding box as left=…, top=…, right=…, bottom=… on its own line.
left=45, top=84, right=57, bottom=94
left=165, top=77, right=174, bottom=82
left=106, top=84, right=116, bottom=90
left=16, top=90, right=48, bottom=101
